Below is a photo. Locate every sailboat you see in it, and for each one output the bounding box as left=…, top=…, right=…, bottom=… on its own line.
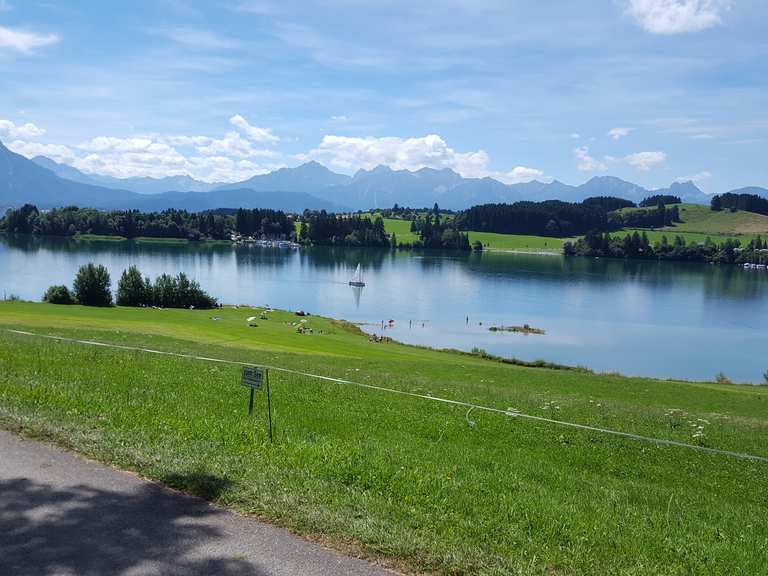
left=349, top=263, right=365, bottom=287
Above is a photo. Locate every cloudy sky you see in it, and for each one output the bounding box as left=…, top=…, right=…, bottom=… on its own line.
left=0, top=0, right=765, bottom=191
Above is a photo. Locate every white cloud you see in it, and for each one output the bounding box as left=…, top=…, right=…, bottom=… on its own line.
left=0, top=25, right=59, bottom=53
left=195, top=131, right=276, bottom=158
left=299, top=133, right=490, bottom=177
left=330, top=115, right=349, bottom=122
left=626, top=0, right=731, bottom=35
left=0, top=119, right=46, bottom=140
left=229, top=114, right=280, bottom=143
left=185, top=156, right=277, bottom=183
left=624, top=151, right=666, bottom=170
left=608, top=127, right=633, bottom=140
left=493, top=166, right=547, bottom=185
left=7, top=140, right=74, bottom=163
left=78, top=136, right=171, bottom=154
left=569, top=133, right=581, bottom=140
left=676, top=170, right=712, bottom=184
left=574, top=146, right=608, bottom=172
left=4, top=116, right=285, bottom=182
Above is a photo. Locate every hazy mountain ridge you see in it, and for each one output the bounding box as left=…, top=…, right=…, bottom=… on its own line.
left=3, top=141, right=766, bottom=213
left=0, top=143, right=340, bottom=212
left=214, top=161, right=351, bottom=194
left=31, top=156, right=216, bottom=194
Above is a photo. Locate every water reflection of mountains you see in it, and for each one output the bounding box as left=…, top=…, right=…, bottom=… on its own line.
left=3, top=235, right=766, bottom=300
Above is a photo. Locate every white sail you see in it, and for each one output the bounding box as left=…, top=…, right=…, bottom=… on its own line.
left=350, top=263, right=365, bottom=286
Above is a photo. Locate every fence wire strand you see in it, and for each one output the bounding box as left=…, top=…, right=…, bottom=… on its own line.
left=3, top=328, right=767, bottom=464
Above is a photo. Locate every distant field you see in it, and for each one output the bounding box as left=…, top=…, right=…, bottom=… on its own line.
left=379, top=217, right=565, bottom=252
left=381, top=217, right=419, bottom=243
left=312, top=206, right=768, bottom=254
left=73, top=233, right=128, bottom=242
left=618, top=203, right=768, bottom=239
left=466, top=231, right=566, bottom=252
left=1, top=302, right=767, bottom=575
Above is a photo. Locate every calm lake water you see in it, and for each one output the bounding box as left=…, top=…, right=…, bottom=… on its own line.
left=2, top=234, right=767, bottom=383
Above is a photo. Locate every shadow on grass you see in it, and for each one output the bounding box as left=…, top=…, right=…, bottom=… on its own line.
left=161, top=472, right=234, bottom=501
left=0, top=475, right=264, bottom=576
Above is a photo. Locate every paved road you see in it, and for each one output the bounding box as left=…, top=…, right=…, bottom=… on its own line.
left=0, top=429, right=400, bottom=576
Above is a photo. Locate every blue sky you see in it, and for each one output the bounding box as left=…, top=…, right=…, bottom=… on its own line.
left=0, top=0, right=765, bottom=191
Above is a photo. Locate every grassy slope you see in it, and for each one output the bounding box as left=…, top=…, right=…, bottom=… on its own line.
left=617, top=204, right=768, bottom=244
left=1, top=301, right=767, bottom=575
left=380, top=218, right=565, bottom=253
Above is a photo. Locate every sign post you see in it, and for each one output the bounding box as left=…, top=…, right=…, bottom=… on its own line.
left=241, top=366, right=273, bottom=443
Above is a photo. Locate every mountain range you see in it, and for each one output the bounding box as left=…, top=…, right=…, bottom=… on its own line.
left=2, top=139, right=767, bottom=214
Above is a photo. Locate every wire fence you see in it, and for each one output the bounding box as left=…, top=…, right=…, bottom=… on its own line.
left=4, top=328, right=768, bottom=464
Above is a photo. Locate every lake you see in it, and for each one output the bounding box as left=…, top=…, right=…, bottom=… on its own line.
left=2, top=234, right=767, bottom=383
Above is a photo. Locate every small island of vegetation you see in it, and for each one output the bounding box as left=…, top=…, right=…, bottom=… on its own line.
left=489, top=323, right=545, bottom=335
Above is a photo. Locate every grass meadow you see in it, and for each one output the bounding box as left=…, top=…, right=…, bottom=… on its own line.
left=1, top=302, right=767, bottom=575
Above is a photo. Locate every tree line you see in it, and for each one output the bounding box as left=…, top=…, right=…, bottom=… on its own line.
left=609, top=204, right=681, bottom=229
left=1, top=205, right=294, bottom=241
left=43, top=263, right=218, bottom=309
left=712, top=193, right=768, bottom=215
left=298, top=211, right=392, bottom=247
left=639, top=194, right=681, bottom=208
left=455, top=200, right=610, bottom=237
left=566, top=231, right=768, bottom=264
left=455, top=196, right=686, bottom=237
left=407, top=207, right=471, bottom=250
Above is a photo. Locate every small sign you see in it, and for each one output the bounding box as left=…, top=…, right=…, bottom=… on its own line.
left=242, top=366, right=265, bottom=390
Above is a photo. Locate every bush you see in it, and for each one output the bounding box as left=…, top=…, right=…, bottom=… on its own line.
left=117, top=265, right=151, bottom=307
left=764, top=370, right=768, bottom=385
left=715, top=372, right=732, bottom=385
left=73, top=263, right=113, bottom=307
left=472, top=240, right=484, bottom=252
left=42, top=285, right=75, bottom=305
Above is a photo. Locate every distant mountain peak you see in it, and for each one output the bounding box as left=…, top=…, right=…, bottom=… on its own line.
left=669, top=180, right=702, bottom=193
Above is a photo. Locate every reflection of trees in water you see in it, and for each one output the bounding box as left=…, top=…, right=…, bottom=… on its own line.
left=1, top=234, right=229, bottom=260
left=233, top=245, right=292, bottom=270
left=463, top=250, right=768, bottom=301
left=297, top=246, right=394, bottom=273
left=702, top=267, right=768, bottom=300
left=3, top=234, right=767, bottom=301
left=411, top=249, right=473, bottom=272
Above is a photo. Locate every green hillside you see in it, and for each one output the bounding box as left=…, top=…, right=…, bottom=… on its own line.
left=618, top=203, right=768, bottom=237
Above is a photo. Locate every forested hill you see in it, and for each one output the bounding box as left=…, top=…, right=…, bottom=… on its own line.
left=0, top=205, right=294, bottom=241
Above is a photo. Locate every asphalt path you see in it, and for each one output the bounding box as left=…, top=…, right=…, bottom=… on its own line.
left=0, top=429, right=400, bottom=576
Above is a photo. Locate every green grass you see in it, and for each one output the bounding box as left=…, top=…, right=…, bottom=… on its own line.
left=2, top=302, right=767, bottom=575
left=378, top=217, right=566, bottom=253
left=466, top=232, right=567, bottom=253
left=381, top=217, right=419, bottom=244
left=617, top=204, right=768, bottom=241
left=73, top=233, right=128, bottom=242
